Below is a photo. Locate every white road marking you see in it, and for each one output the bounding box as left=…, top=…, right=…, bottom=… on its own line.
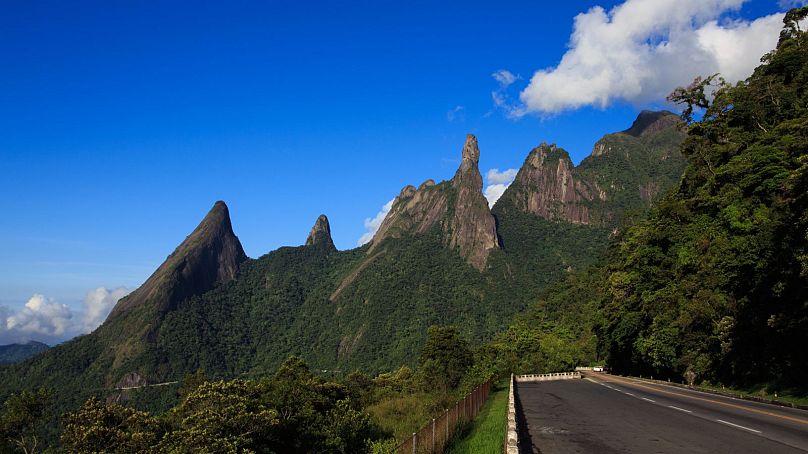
left=642, top=397, right=656, bottom=403
left=716, top=419, right=762, bottom=434
left=669, top=406, right=693, bottom=414
left=624, top=392, right=636, bottom=397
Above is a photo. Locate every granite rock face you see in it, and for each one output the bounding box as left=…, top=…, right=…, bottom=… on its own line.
left=369, top=134, right=498, bottom=270
left=505, top=143, right=602, bottom=225
left=306, top=214, right=336, bottom=251
left=497, top=110, right=686, bottom=227
left=448, top=135, right=500, bottom=268
left=108, top=201, right=247, bottom=319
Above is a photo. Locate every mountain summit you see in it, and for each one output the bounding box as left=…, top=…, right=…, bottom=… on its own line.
left=368, top=134, right=497, bottom=270
left=108, top=201, right=247, bottom=319
left=495, top=110, right=686, bottom=228
left=305, top=214, right=336, bottom=250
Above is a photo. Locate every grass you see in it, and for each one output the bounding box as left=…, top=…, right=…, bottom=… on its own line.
left=445, top=382, right=508, bottom=454
left=697, top=383, right=808, bottom=407
left=366, top=392, right=453, bottom=441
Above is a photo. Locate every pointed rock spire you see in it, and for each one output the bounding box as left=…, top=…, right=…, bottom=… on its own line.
left=448, top=134, right=498, bottom=269
left=107, top=200, right=247, bottom=319
left=306, top=214, right=336, bottom=250
left=366, top=133, right=498, bottom=271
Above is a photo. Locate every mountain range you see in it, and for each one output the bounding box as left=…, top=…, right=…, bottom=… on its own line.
left=0, top=110, right=686, bottom=411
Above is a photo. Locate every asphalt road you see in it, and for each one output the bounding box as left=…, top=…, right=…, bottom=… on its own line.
left=516, top=374, right=808, bottom=453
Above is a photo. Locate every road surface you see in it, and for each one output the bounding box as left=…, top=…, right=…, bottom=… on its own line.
left=516, top=374, right=808, bottom=453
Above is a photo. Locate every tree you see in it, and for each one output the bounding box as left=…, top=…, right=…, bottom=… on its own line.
left=61, top=397, right=162, bottom=453
left=418, top=326, right=472, bottom=391
left=322, top=399, right=384, bottom=454
left=159, top=380, right=279, bottom=453
left=0, top=388, right=52, bottom=454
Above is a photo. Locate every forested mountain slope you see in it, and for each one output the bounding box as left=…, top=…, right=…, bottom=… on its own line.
left=0, top=111, right=685, bottom=416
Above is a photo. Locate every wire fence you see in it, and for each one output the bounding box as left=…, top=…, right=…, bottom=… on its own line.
left=395, top=381, right=492, bottom=454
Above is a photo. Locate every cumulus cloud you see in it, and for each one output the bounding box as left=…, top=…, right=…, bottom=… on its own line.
left=0, top=287, right=130, bottom=345
left=507, top=0, right=785, bottom=115
left=79, top=287, right=130, bottom=333
left=484, top=168, right=518, bottom=207
left=447, top=105, right=465, bottom=122
left=358, top=199, right=395, bottom=246
left=486, top=168, right=518, bottom=185
left=6, top=294, right=73, bottom=340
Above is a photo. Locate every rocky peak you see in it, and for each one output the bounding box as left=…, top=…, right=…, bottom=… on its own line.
left=495, top=110, right=686, bottom=227
left=448, top=134, right=498, bottom=268
left=367, top=134, right=498, bottom=270
left=500, top=144, right=596, bottom=225
left=306, top=214, right=336, bottom=250
left=459, top=134, right=480, bottom=167
left=107, top=200, right=247, bottom=319
left=622, top=110, right=679, bottom=137
left=526, top=143, right=566, bottom=167
left=418, top=179, right=435, bottom=190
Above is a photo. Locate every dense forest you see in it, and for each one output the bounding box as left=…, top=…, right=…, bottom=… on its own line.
left=597, top=7, right=808, bottom=388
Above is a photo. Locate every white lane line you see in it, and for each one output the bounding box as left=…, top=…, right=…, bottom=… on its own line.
left=642, top=397, right=656, bottom=403
left=624, top=392, right=636, bottom=397
left=716, top=419, right=762, bottom=434
left=669, top=406, right=693, bottom=414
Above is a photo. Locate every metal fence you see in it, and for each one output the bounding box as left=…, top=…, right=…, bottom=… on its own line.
left=396, top=381, right=492, bottom=454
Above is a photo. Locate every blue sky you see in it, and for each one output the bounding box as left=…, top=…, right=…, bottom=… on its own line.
left=0, top=0, right=796, bottom=343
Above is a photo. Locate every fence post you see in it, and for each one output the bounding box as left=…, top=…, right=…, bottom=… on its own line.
left=432, top=418, right=436, bottom=453
left=412, top=432, right=416, bottom=454
left=445, top=409, right=449, bottom=448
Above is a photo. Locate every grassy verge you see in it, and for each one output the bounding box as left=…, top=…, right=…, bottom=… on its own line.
left=445, top=383, right=508, bottom=454
left=365, top=392, right=452, bottom=441
left=697, top=383, right=808, bottom=407
left=619, top=374, right=808, bottom=408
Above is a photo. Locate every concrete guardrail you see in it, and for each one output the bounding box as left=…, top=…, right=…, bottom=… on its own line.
left=505, top=374, right=518, bottom=454
left=516, top=371, right=581, bottom=382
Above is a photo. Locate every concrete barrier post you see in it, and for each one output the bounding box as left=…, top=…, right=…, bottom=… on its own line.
left=412, top=433, right=416, bottom=454
left=505, top=374, right=519, bottom=454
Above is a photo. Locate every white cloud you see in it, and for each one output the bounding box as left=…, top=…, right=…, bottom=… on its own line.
left=0, top=287, right=131, bottom=345
left=6, top=294, right=73, bottom=339
left=509, top=0, right=785, bottom=115
left=486, top=168, right=518, bottom=185
left=79, top=287, right=130, bottom=333
left=492, top=69, right=519, bottom=87
left=358, top=199, right=395, bottom=246
left=447, top=105, right=465, bottom=122
left=484, top=168, right=518, bottom=207
left=484, top=184, right=510, bottom=207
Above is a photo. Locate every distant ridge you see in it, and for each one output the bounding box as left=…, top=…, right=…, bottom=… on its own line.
left=0, top=341, right=49, bottom=364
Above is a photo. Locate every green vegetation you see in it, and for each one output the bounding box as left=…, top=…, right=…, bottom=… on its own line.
left=697, top=383, right=808, bottom=408
left=0, top=329, right=488, bottom=453
left=445, top=383, right=508, bottom=454
left=58, top=357, right=387, bottom=453
left=597, top=8, right=808, bottom=389
left=0, top=387, right=53, bottom=454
